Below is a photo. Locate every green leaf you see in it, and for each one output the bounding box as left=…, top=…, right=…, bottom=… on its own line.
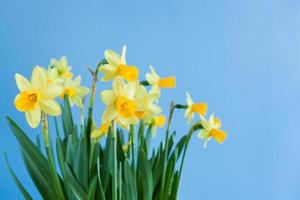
left=74, top=136, right=88, bottom=191
left=97, top=158, right=106, bottom=200
left=102, top=127, right=114, bottom=192
left=36, top=135, right=41, bottom=151
left=123, top=160, right=137, bottom=200
left=138, top=151, right=153, bottom=200
left=64, top=162, right=88, bottom=200
left=88, top=175, right=98, bottom=200
left=6, top=117, right=49, bottom=178
left=61, top=96, right=74, bottom=137
left=21, top=150, right=57, bottom=199
left=4, top=153, right=33, bottom=200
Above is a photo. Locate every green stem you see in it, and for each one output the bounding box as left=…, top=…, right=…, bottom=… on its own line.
left=159, top=101, right=176, bottom=199
left=112, top=121, right=118, bottom=200
left=80, top=97, right=85, bottom=134
left=176, top=123, right=203, bottom=198
left=130, top=125, right=136, bottom=171
left=41, top=112, right=65, bottom=200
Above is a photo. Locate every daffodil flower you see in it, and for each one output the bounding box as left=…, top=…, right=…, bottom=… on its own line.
left=145, top=65, right=176, bottom=99
left=151, top=115, right=166, bottom=136
left=60, top=76, right=90, bottom=108
left=99, top=46, right=139, bottom=82
left=91, top=124, right=109, bottom=139
left=100, top=77, right=139, bottom=129
left=185, top=92, right=207, bottom=124
left=198, top=114, right=227, bottom=148
left=14, top=66, right=63, bottom=128
left=134, top=85, right=162, bottom=123
left=49, top=56, right=73, bottom=79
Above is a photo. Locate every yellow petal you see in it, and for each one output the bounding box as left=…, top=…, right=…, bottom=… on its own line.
left=117, top=64, right=139, bottom=81
left=15, top=73, right=31, bottom=92
left=191, top=103, right=207, bottom=116
left=73, top=76, right=81, bottom=85
left=185, top=92, right=193, bottom=106
left=210, top=129, right=227, bottom=144
left=125, top=80, right=138, bottom=99
left=101, top=90, right=116, bottom=105
left=102, top=106, right=117, bottom=124
left=73, top=96, right=83, bottom=108
left=25, top=108, right=41, bottom=128
left=99, top=64, right=118, bottom=73
left=105, top=50, right=121, bottom=66
left=148, top=104, right=162, bottom=115
left=146, top=66, right=159, bottom=84
left=113, top=77, right=125, bottom=96
left=31, top=66, right=47, bottom=89
left=214, top=117, right=222, bottom=128
left=77, top=86, right=89, bottom=97
left=121, top=46, right=127, bottom=64
left=149, top=85, right=161, bottom=98
left=158, top=76, right=176, bottom=88
left=184, top=109, right=194, bottom=124
left=41, top=85, right=63, bottom=99
left=39, top=100, right=61, bottom=116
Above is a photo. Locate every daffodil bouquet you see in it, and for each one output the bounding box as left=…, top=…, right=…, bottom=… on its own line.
left=5, top=46, right=227, bottom=200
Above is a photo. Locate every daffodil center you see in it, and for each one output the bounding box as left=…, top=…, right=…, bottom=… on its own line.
left=158, top=76, right=176, bottom=88
left=117, top=64, right=139, bottom=81
left=15, top=91, right=40, bottom=112
left=63, top=72, right=73, bottom=79
left=115, top=96, right=137, bottom=118
left=154, top=115, right=166, bottom=127
left=61, top=87, right=76, bottom=98
left=191, top=103, right=207, bottom=116
left=209, top=128, right=227, bottom=144
left=135, top=111, right=145, bottom=119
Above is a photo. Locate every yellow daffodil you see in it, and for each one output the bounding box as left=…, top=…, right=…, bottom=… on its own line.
left=60, top=76, right=90, bottom=108
left=40, top=67, right=63, bottom=86
left=134, top=85, right=162, bottom=123
left=185, top=92, right=207, bottom=124
left=100, top=77, right=139, bottom=129
left=151, top=115, right=166, bottom=136
left=14, top=66, right=63, bottom=128
left=91, top=124, right=109, bottom=139
left=198, top=114, right=227, bottom=148
left=145, top=65, right=176, bottom=98
left=49, top=56, right=73, bottom=79
left=99, top=46, right=139, bottom=82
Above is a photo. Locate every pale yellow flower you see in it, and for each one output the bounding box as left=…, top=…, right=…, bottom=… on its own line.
left=91, top=124, right=109, bottom=139
left=14, top=66, right=63, bottom=128
left=99, top=46, right=139, bottom=82
left=49, top=56, right=73, bottom=79
left=145, top=65, right=176, bottom=99
left=100, top=77, right=139, bottom=129
left=185, top=92, right=207, bottom=124
left=60, top=76, right=89, bottom=108
left=134, top=85, right=162, bottom=123
left=151, top=115, right=166, bottom=136
left=198, top=114, right=227, bottom=148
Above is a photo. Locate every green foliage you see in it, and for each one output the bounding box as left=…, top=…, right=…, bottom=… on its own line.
left=6, top=98, right=197, bottom=200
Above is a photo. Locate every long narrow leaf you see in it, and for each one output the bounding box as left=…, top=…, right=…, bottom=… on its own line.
left=4, top=153, right=33, bottom=200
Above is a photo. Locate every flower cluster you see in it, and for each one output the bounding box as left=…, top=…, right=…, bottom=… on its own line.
left=96, top=46, right=227, bottom=147
left=14, top=46, right=227, bottom=147
left=14, top=57, right=89, bottom=128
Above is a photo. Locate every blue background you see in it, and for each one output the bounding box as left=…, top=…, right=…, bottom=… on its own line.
left=1, top=0, right=300, bottom=199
